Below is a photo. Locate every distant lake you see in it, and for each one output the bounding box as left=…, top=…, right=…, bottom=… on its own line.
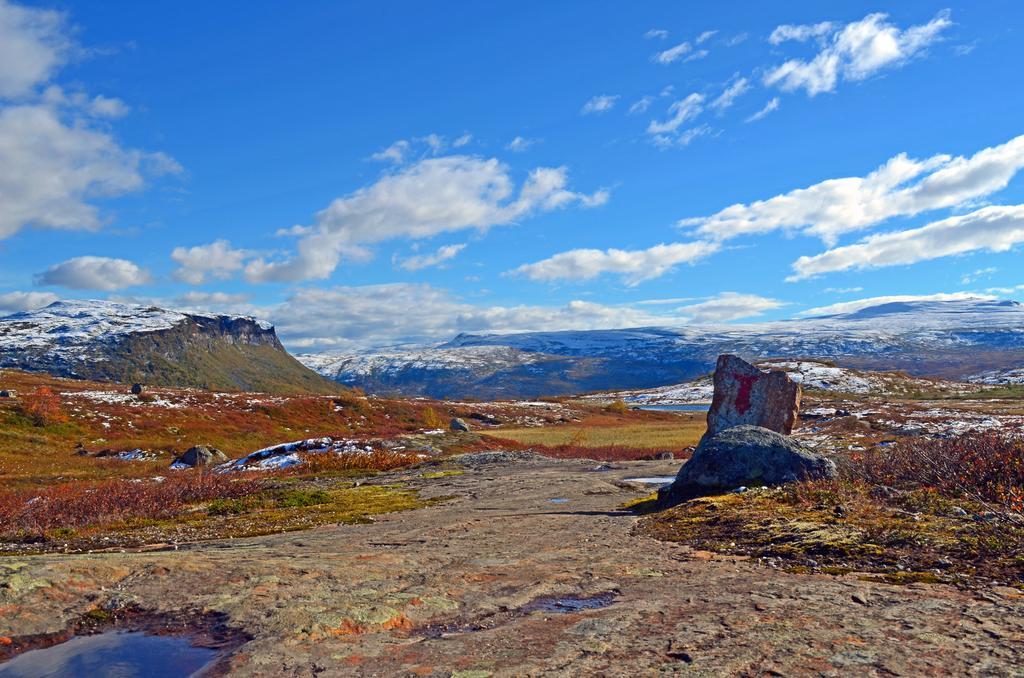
left=632, top=404, right=710, bottom=412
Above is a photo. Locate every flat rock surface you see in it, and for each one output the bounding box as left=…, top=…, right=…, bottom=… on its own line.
left=2, top=455, right=1022, bottom=676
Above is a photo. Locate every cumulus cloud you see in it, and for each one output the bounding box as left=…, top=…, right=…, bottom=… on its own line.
left=798, top=292, right=993, bottom=317
left=654, top=42, right=692, bottom=64
left=764, top=11, right=952, bottom=96
left=677, top=292, right=786, bottom=322
left=0, top=0, right=70, bottom=98
left=510, top=241, right=719, bottom=285
left=647, top=93, right=704, bottom=135
left=789, top=205, right=1024, bottom=280
left=683, top=134, right=1024, bottom=245
left=171, top=239, right=251, bottom=285
left=36, top=256, right=151, bottom=291
left=395, top=243, right=466, bottom=271
left=266, top=284, right=693, bottom=351
left=0, top=290, right=58, bottom=314
left=0, top=1, right=178, bottom=240
left=245, top=156, right=608, bottom=282
left=580, top=94, right=619, bottom=114
left=174, top=290, right=252, bottom=310
left=711, top=77, right=750, bottom=111
left=745, top=97, right=780, bottom=122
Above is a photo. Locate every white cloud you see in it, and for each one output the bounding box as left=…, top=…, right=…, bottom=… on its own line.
left=395, top=243, right=466, bottom=271
left=36, top=256, right=151, bottom=291
left=452, top=132, right=472, bottom=147
left=677, top=292, right=786, bottom=322
left=711, top=77, right=750, bottom=111
left=651, top=124, right=712, bottom=149
left=684, top=134, right=1024, bottom=245
left=654, top=42, right=692, bottom=64
left=506, top=135, right=537, bottom=152
left=267, top=284, right=693, bottom=351
left=745, top=97, right=780, bottom=122
left=961, top=267, right=998, bottom=285
left=647, top=93, right=704, bottom=135
left=580, top=94, right=619, bottom=115
left=644, top=28, right=669, bottom=40
left=0, top=290, right=58, bottom=314
left=0, top=2, right=178, bottom=241
left=769, top=21, right=836, bottom=45
left=799, top=292, right=993, bottom=317
left=370, top=139, right=411, bottom=163
left=174, top=290, right=252, bottom=310
left=683, top=49, right=710, bottom=63
left=764, top=11, right=952, bottom=96
left=823, top=286, right=863, bottom=294
left=87, top=95, right=129, bottom=118
left=510, top=241, right=720, bottom=285
left=725, top=33, right=749, bottom=47
left=245, top=156, right=607, bottom=282
left=789, top=205, right=1024, bottom=280
left=696, top=30, right=718, bottom=45
left=0, top=0, right=70, bottom=98
left=170, top=239, right=251, bottom=285
left=629, top=96, right=654, bottom=115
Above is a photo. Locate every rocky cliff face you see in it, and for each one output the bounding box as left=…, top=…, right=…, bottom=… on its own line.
left=0, top=300, right=339, bottom=394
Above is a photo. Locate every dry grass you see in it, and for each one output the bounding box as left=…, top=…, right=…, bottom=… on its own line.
left=492, top=417, right=705, bottom=451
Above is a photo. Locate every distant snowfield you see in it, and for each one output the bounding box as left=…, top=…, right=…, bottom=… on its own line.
left=586, top=360, right=977, bottom=405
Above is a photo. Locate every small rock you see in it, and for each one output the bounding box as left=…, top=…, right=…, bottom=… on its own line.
left=130, top=383, right=144, bottom=395
left=851, top=591, right=870, bottom=606
left=950, top=506, right=969, bottom=517
left=450, top=418, right=471, bottom=432
left=654, top=451, right=674, bottom=460
left=0, top=390, right=10, bottom=398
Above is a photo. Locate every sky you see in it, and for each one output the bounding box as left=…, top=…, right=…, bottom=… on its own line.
left=1, top=0, right=1023, bottom=352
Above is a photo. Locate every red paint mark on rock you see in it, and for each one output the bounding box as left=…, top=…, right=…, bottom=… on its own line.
left=733, top=373, right=760, bottom=415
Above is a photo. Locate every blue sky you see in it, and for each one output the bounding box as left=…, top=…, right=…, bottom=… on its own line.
left=1, top=1, right=1023, bottom=351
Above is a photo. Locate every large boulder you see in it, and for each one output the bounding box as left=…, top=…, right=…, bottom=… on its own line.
left=658, top=425, right=836, bottom=507
left=171, top=445, right=228, bottom=469
left=450, top=417, right=471, bottom=432
left=706, top=354, right=801, bottom=437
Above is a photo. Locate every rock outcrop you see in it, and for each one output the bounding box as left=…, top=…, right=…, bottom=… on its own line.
left=658, top=425, right=837, bottom=507
left=172, top=445, right=228, bottom=469
left=706, top=354, right=801, bottom=437
left=450, top=418, right=471, bottom=432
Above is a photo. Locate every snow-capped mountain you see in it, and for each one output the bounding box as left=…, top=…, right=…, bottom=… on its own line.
left=0, top=300, right=338, bottom=394
left=300, top=299, right=1024, bottom=399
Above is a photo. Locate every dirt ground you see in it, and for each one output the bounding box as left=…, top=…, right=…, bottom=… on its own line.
left=2, top=452, right=1023, bottom=676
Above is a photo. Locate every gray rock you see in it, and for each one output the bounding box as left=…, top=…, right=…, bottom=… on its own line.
left=0, top=390, right=9, bottom=398
left=450, top=417, right=471, bottom=432
left=130, top=383, right=145, bottom=395
left=706, top=355, right=801, bottom=436
left=658, top=425, right=837, bottom=507
left=172, top=445, right=227, bottom=468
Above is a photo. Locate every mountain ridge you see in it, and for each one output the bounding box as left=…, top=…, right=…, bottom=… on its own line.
left=300, top=298, right=1024, bottom=399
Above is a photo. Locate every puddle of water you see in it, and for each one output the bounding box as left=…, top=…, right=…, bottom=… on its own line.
left=633, top=404, right=710, bottom=412
left=624, top=476, right=676, bottom=486
left=0, top=631, right=218, bottom=678
left=548, top=498, right=570, bottom=504
left=524, top=592, right=617, bottom=614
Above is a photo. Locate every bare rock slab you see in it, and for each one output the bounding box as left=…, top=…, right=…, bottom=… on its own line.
left=706, top=354, right=801, bottom=436
left=658, top=425, right=837, bottom=507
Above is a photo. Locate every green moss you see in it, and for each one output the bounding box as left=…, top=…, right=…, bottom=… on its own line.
left=275, top=488, right=332, bottom=508
left=421, top=470, right=464, bottom=479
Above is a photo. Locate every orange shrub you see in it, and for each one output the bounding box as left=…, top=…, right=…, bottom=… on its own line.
left=21, top=386, right=67, bottom=426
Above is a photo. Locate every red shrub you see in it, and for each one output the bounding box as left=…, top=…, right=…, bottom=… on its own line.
left=0, top=473, right=264, bottom=540
left=851, top=433, right=1024, bottom=511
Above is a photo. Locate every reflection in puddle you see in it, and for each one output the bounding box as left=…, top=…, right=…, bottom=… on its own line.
left=0, top=631, right=218, bottom=678
left=623, top=476, right=675, bottom=486
left=548, top=498, right=570, bottom=504
left=525, top=592, right=617, bottom=614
